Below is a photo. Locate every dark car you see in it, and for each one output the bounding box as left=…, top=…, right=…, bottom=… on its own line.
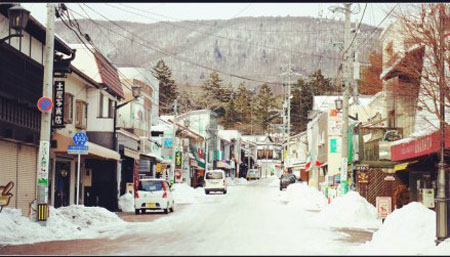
left=280, top=174, right=297, bottom=191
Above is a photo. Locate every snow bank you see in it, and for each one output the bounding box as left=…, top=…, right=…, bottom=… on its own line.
left=118, top=193, right=135, bottom=212
left=269, top=178, right=280, bottom=187
left=354, top=202, right=436, bottom=255
left=172, top=183, right=204, bottom=204
left=316, top=191, right=381, bottom=230
left=229, top=178, right=249, bottom=186
left=0, top=205, right=126, bottom=245
left=280, top=183, right=327, bottom=211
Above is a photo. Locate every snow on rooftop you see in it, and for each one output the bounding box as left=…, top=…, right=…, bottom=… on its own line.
left=118, top=67, right=159, bottom=89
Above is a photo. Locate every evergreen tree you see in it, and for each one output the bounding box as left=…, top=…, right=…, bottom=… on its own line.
left=254, top=83, right=278, bottom=132
left=234, top=82, right=252, bottom=123
left=151, top=59, right=178, bottom=115
left=224, top=98, right=238, bottom=128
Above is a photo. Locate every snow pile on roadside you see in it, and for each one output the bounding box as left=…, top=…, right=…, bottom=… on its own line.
left=280, top=183, right=327, bottom=211
left=118, top=193, right=135, bottom=212
left=55, top=205, right=125, bottom=229
left=230, top=178, right=249, bottom=186
left=0, top=205, right=126, bottom=245
left=353, top=202, right=436, bottom=255
left=172, top=183, right=204, bottom=204
left=316, top=191, right=381, bottom=230
left=269, top=178, right=280, bottom=187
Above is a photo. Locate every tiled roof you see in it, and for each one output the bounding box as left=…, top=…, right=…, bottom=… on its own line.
left=93, top=51, right=124, bottom=98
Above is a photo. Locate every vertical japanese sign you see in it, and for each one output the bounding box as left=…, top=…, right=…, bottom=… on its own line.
left=37, top=141, right=50, bottom=203
left=175, top=151, right=182, bottom=169
left=53, top=81, right=65, bottom=128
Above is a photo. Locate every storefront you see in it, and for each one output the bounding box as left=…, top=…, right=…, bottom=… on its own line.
left=52, top=132, right=120, bottom=211
left=389, top=129, right=450, bottom=209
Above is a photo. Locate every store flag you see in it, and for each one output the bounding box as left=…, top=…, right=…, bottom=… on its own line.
left=305, top=153, right=312, bottom=170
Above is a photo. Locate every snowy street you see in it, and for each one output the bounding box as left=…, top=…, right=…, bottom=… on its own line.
left=2, top=175, right=450, bottom=255
left=1, top=177, right=372, bottom=255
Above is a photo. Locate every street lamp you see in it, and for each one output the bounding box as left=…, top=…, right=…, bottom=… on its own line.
left=1, top=4, right=30, bottom=43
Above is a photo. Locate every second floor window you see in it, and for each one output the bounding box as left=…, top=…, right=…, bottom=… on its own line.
left=64, top=93, right=73, bottom=124
left=98, top=93, right=104, bottom=118
left=108, top=98, right=114, bottom=118
left=76, top=100, right=88, bottom=129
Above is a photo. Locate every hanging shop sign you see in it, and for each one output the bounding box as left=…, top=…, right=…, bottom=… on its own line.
left=175, top=151, right=182, bottom=168
left=53, top=81, right=65, bottom=128
left=376, top=196, right=392, bottom=219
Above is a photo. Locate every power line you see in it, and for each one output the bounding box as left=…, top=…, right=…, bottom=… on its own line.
left=103, top=3, right=343, bottom=61
left=67, top=6, right=285, bottom=86
left=116, top=3, right=349, bottom=35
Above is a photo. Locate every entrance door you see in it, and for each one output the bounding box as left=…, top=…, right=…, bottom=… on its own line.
left=54, top=161, right=71, bottom=208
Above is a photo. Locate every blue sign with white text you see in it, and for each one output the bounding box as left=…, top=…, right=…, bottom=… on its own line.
left=73, top=132, right=88, bottom=146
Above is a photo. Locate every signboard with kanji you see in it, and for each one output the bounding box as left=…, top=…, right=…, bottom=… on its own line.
left=376, top=196, right=392, bottom=219
left=53, top=81, right=65, bottom=128
left=358, top=172, right=369, bottom=184
left=175, top=151, right=182, bottom=168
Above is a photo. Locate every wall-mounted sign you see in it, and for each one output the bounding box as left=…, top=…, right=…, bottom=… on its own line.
left=53, top=81, right=65, bottom=128
left=37, top=97, right=53, bottom=113
left=358, top=173, right=369, bottom=184
left=175, top=151, right=182, bottom=168
left=0, top=181, right=14, bottom=212
left=376, top=196, right=392, bottom=219
left=330, top=138, right=337, bottom=153
left=355, top=164, right=370, bottom=171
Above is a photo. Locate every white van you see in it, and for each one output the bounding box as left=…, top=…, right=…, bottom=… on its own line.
left=134, top=179, right=175, bottom=214
left=204, top=169, right=227, bottom=194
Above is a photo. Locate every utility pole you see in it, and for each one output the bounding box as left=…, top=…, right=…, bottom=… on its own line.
left=352, top=18, right=360, bottom=105
left=36, top=3, right=55, bottom=225
left=280, top=61, right=301, bottom=171
left=341, top=3, right=352, bottom=195
left=436, top=4, right=448, bottom=245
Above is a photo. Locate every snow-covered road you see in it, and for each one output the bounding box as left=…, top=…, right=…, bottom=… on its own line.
left=0, top=177, right=373, bottom=255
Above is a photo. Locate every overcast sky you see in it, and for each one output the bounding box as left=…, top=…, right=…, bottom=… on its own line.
left=23, top=3, right=399, bottom=28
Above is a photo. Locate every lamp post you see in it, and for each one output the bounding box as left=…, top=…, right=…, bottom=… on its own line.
left=0, top=4, right=30, bottom=43
left=436, top=4, right=448, bottom=245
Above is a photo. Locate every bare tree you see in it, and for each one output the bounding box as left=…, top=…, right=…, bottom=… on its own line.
left=384, top=4, right=450, bottom=133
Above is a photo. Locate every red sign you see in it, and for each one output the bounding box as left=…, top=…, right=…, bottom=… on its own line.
left=391, top=128, right=450, bottom=161
left=37, top=97, right=53, bottom=113
left=376, top=196, right=392, bottom=219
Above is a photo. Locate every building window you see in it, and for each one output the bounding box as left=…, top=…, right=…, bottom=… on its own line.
left=108, top=98, right=114, bottom=118
left=64, top=93, right=73, bottom=124
left=76, top=100, right=88, bottom=129
left=98, top=93, right=104, bottom=118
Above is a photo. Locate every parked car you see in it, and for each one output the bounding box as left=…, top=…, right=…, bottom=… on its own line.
left=134, top=179, right=175, bottom=214
left=204, top=169, right=227, bottom=194
left=246, top=169, right=260, bottom=180
left=280, top=173, right=297, bottom=191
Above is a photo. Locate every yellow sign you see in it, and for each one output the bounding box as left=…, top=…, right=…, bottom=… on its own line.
left=37, top=204, right=49, bottom=221
left=394, top=163, right=408, bottom=171
left=156, top=163, right=161, bottom=172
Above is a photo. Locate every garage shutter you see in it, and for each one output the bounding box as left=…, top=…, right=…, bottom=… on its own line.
left=17, top=145, right=37, bottom=216
left=0, top=140, right=18, bottom=209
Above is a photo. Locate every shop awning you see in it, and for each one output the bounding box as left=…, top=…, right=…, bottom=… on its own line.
left=141, top=152, right=164, bottom=162
left=124, top=148, right=140, bottom=160
left=85, top=142, right=120, bottom=161
left=52, top=132, right=120, bottom=160
left=217, top=161, right=232, bottom=170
